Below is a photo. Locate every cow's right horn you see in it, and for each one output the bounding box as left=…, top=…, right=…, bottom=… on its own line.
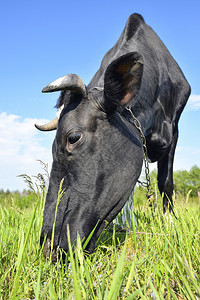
left=42, top=74, right=86, bottom=96
left=35, top=117, right=58, bottom=131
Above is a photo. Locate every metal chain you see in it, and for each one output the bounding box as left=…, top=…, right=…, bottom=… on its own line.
left=126, top=107, right=154, bottom=201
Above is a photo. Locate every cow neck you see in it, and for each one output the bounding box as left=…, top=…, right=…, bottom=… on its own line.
left=125, top=106, right=155, bottom=204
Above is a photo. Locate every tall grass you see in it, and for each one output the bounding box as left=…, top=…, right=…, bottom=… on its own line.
left=0, top=181, right=199, bottom=299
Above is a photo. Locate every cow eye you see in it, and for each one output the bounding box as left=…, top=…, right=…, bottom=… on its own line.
left=68, top=132, right=82, bottom=144
left=66, top=131, right=83, bottom=152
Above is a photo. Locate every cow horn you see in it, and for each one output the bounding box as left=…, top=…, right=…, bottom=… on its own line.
left=35, top=117, right=58, bottom=131
left=42, top=74, right=86, bottom=96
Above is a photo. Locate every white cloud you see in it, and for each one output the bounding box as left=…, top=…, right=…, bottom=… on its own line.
left=186, top=94, right=200, bottom=111
left=174, top=146, right=200, bottom=171
left=0, top=112, right=55, bottom=191
left=176, top=146, right=200, bottom=155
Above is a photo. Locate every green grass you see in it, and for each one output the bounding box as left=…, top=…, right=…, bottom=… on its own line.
left=0, top=187, right=199, bottom=299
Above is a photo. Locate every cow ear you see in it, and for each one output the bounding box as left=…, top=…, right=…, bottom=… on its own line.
left=104, top=52, right=143, bottom=107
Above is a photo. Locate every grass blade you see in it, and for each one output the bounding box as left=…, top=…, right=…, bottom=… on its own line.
left=107, top=240, right=127, bottom=300
left=67, top=225, right=82, bottom=299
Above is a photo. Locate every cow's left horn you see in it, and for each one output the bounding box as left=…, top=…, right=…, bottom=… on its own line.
left=42, top=74, right=86, bottom=96
left=35, top=117, right=58, bottom=131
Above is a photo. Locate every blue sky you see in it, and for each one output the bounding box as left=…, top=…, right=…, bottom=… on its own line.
left=0, top=0, right=200, bottom=191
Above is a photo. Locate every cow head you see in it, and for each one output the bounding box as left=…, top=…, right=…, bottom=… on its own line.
left=36, top=52, right=144, bottom=258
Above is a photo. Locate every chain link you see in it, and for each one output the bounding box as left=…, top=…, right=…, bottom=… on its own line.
left=126, top=107, right=154, bottom=200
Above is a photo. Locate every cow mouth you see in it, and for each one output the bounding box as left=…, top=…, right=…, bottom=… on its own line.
left=42, top=220, right=102, bottom=261
left=41, top=194, right=124, bottom=261
left=42, top=236, right=95, bottom=262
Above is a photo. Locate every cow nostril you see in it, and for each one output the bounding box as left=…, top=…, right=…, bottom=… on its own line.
left=51, top=249, right=58, bottom=262
left=44, top=237, right=51, bottom=259
left=43, top=238, right=58, bottom=261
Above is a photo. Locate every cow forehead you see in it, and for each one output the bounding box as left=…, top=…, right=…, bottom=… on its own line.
left=59, top=98, right=100, bottom=133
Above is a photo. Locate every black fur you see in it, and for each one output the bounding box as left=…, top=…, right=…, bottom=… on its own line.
left=40, top=13, right=190, bottom=255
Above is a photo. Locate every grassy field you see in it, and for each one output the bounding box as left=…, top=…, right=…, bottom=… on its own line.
left=0, top=184, right=199, bottom=299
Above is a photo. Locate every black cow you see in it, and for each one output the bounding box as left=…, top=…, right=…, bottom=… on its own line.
left=35, top=13, right=190, bottom=256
